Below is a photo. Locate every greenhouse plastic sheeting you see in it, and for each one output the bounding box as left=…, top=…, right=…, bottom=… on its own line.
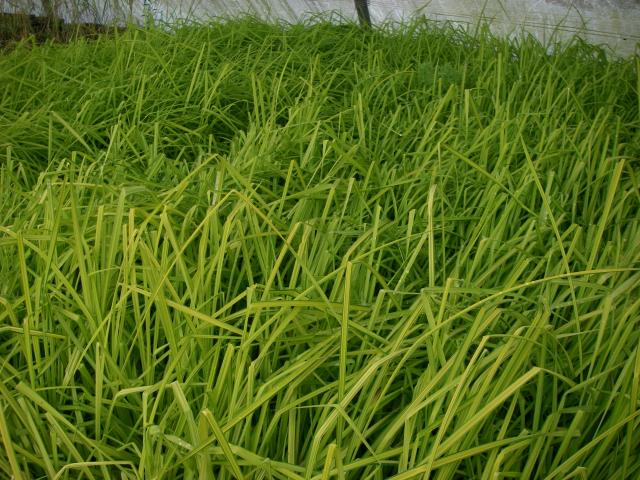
left=4, top=0, right=640, bottom=55
left=148, top=0, right=640, bottom=56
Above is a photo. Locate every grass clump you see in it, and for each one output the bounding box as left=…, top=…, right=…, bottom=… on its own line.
left=1, top=17, right=639, bottom=479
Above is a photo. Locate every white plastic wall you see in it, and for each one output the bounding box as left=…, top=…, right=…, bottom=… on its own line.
left=145, top=0, right=639, bottom=56
left=2, top=0, right=639, bottom=55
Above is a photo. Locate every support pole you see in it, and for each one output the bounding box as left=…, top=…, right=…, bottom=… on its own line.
left=354, top=0, right=371, bottom=27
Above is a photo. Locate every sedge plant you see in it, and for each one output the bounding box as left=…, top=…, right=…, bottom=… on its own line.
left=0, top=17, right=639, bottom=479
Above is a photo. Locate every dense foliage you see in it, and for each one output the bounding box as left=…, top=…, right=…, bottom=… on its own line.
left=1, top=18, right=639, bottom=479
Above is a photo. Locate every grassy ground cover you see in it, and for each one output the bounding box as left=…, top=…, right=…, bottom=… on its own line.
left=0, top=18, right=639, bottom=479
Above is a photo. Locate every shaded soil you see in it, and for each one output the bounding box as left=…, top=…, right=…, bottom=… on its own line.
left=1, top=12, right=124, bottom=50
